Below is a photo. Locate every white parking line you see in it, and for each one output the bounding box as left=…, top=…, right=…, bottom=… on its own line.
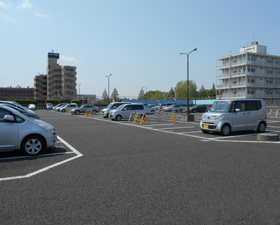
left=160, top=126, right=194, bottom=130
left=83, top=116, right=280, bottom=144
left=0, top=136, right=83, bottom=182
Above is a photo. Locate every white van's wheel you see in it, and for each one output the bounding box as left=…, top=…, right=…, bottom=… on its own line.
left=116, top=115, right=122, bottom=121
left=221, top=124, right=231, bottom=136
left=257, top=122, right=266, bottom=133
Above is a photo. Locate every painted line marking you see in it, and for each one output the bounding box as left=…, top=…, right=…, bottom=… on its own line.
left=0, top=136, right=83, bottom=182
left=81, top=116, right=280, bottom=144
left=160, top=126, right=195, bottom=130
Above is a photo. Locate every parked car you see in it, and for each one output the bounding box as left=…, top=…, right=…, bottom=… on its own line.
left=46, top=103, right=53, bottom=110
left=53, top=103, right=68, bottom=111
left=101, top=102, right=130, bottom=118
left=28, top=104, right=36, bottom=110
left=165, top=104, right=185, bottom=112
left=0, top=104, right=56, bottom=155
left=0, top=101, right=40, bottom=119
left=200, top=99, right=267, bottom=136
left=190, top=105, right=207, bottom=113
left=109, top=103, right=146, bottom=121
left=71, top=104, right=100, bottom=115
left=144, top=104, right=155, bottom=114
left=59, top=103, right=78, bottom=112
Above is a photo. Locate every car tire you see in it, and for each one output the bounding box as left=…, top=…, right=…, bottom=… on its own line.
left=257, top=122, right=266, bottom=133
left=62, top=109, right=65, bottom=112
left=21, top=135, right=45, bottom=156
left=221, top=124, right=231, bottom=136
left=193, top=110, right=196, bottom=113
left=116, top=115, right=122, bottom=121
left=75, top=110, right=80, bottom=115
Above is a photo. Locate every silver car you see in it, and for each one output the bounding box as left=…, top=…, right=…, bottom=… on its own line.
left=109, top=103, right=146, bottom=121
left=101, top=102, right=129, bottom=118
left=200, top=99, right=267, bottom=136
left=0, top=101, right=40, bottom=119
left=0, top=104, right=57, bottom=155
left=71, top=104, right=100, bottom=115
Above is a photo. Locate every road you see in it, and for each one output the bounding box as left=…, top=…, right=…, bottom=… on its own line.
left=1, top=110, right=280, bottom=224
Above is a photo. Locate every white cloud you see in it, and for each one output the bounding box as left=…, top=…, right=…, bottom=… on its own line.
left=20, top=0, right=32, bottom=9
left=0, top=13, right=16, bottom=22
left=34, top=11, right=48, bottom=18
left=61, top=55, right=77, bottom=62
left=0, top=1, right=8, bottom=7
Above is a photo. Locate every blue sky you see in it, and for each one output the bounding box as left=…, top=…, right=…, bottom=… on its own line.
left=1, top=0, right=280, bottom=98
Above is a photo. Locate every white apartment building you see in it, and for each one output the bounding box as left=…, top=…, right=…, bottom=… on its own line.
left=216, top=42, right=280, bottom=104
left=47, top=52, right=77, bottom=99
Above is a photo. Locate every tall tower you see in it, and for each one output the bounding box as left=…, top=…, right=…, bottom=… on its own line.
left=47, top=52, right=62, bottom=99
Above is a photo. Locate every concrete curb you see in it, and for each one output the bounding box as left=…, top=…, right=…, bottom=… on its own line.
left=257, top=133, right=279, bottom=141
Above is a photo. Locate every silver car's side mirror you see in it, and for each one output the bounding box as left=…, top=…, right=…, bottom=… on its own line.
left=4, top=115, right=15, bottom=122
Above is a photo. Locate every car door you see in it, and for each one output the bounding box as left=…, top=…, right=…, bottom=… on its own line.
left=0, top=108, right=19, bottom=149
left=122, top=105, right=133, bottom=119
left=246, top=101, right=261, bottom=129
left=231, top=101, right=247, bottom=131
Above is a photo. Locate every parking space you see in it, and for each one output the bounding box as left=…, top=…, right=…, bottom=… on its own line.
left=0, top=136, right=82, bottom=181
left=69, top=110, right=280, bottom=144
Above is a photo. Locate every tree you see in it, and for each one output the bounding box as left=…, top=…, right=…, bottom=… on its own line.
left=111, top=88, right=119, bottom=101
left=102, top=89, right=108, bottom=100
left=138, top=88, right=145, bottom=100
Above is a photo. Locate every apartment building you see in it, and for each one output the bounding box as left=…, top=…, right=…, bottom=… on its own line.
left=0, top=87, right=34, bottom=100
left=46, top=52, right=77, bottom=99
left=34, top=74, right=47, bottom=100
left=216, top=42, right=280, bottom=104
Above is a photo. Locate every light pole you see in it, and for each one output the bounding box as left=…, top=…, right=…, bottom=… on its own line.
left=142, top=86, right=147, bottom=105
left=180, top=48, right=197, bottom=114
left=78, top=83, right=81, bottom=99
left=106, top=74, right=112, bottom=103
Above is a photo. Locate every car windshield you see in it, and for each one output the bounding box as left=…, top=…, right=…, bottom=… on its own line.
left=209, top=101, right=231, bottom=113
left=117, top=104, right=129, bottom=110
left=106, top=103, right=113, bottom=109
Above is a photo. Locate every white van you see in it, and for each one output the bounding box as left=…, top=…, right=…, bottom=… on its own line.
left=200, top=99, right=267, bottom=136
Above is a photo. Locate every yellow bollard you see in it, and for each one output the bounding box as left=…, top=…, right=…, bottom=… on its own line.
left=170, top=113, right=176, bottom=123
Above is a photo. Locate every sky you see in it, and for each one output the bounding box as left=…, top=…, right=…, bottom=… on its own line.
left=1, top=0, right=280, bottom=98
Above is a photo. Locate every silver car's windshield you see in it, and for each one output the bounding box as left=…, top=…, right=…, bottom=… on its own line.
left=210, top=101, right=231, bottom=113
left=116, top=104, right=127, bottom=110
left=106, top=103, right=113, bottom=109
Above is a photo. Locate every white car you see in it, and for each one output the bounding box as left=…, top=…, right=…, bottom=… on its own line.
left=0, top=104, right=57, bottom=155
left=28, top=104, right=36, bottom=110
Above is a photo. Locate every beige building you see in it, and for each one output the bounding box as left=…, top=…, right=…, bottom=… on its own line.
left=34, top=74, right=47, bottom=100
left=217, top=42, right=280, bottom=104
left=47, top=52, right=77, bottom=99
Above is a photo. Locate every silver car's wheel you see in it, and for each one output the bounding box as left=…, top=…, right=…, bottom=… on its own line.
left=22, top=135, right=45, bottom=156
left=75, top=110, right=80, bottom=115
left=257, top=122, right=266, bottom=133
left=221, top=124, right=231, bottom=136
left=116, top=115, right=122, bottom=121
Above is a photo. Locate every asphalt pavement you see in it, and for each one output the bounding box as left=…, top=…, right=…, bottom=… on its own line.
left=1, top=110, right=280, bottom=224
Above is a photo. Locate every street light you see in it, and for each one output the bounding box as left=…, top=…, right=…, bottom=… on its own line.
left=78, top=83, right=81, bottom=99
left=180, top=48, right=197, bottom=114
left=106, top=74, right=112, bottom=103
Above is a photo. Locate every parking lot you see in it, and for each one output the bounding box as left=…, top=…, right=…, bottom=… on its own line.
left=1, top=109, right=280, bottom=224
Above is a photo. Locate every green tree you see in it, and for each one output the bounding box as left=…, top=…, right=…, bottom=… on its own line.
left=102, top=89, right=108, bottom=100
left=138, top=88, right=145, bottom=100
left=111, top=88, right=119, bottom=101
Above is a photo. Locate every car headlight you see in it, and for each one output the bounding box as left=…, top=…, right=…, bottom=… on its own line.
left=38, top=124, right=54, bottom=132
left=214, top=115, right=224, bottom=121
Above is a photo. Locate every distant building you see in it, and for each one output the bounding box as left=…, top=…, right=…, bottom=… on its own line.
left=46, top=52, right=77, bottom=100
left=217, top=42, right=280, bottom=104
left=78, top=94, right=97, bottom=104
left=34, top=74, right=47, bottom=100
left=0, top=87, right=34, bottom=100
